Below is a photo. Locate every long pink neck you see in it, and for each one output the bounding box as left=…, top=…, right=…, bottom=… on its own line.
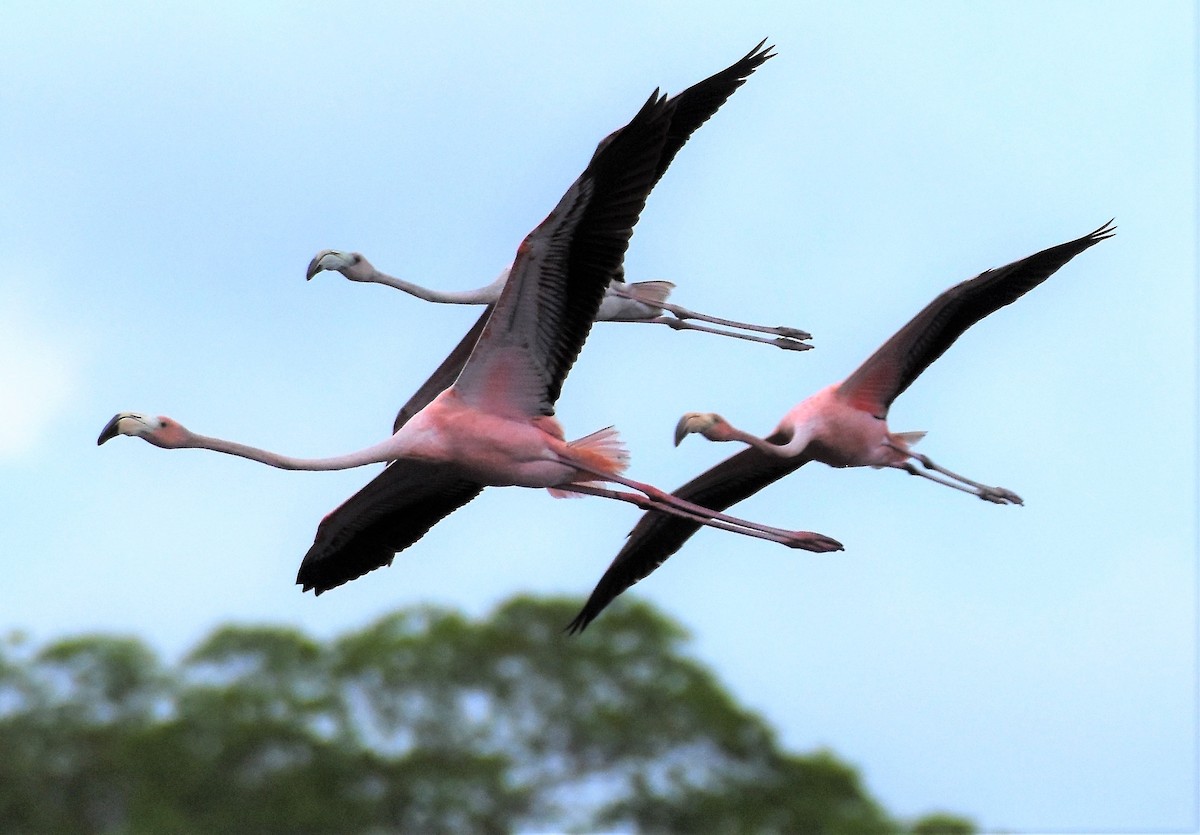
left=364, top=266, right=507, bottom=305
left=181, top=432, right=399, bottom=471
left=714, top=418, right=813, bottom=459
left=725, top=425, right=791, bottom=457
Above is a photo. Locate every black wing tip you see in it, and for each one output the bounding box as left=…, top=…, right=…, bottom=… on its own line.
left=296, top=547, right=397, bottom=596
left=564, top=547, right=671, bottom=637
left=296, top=570, right=336, bottom=596
left=564, top=587, right=620, bottom=635
left=745, top=37, right=777, bottom=64
left=1088, top=218, right=1117, bottom=243
left=719, top=38, right=776, bottom=90
left=564, top=611, right=592, bottom=636
left=1056, top=218, right=1116, bottom=262
left=294, top=565, right=369, bottom=596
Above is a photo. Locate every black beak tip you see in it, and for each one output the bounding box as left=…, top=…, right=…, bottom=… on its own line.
left=305, top=257, right=324, bottom=282
left=97, top=415, right=121, bottom=446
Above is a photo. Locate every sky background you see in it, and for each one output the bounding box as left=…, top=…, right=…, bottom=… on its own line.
left=2, top=2, right=1195, bottom=832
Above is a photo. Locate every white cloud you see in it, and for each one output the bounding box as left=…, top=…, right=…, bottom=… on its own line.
left=0, top=299, right=77, bottom=461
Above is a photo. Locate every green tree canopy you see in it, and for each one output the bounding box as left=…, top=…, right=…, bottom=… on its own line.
left=0, top=597, right=974, bottom=833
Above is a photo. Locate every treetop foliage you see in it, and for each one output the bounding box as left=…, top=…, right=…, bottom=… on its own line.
left=0, top=596, right=974, bottom=834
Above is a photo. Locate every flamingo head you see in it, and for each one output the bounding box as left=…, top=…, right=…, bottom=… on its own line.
left=305, top=250, right=371, bottom=282
left=97, top=412, right=190, bottom=448
left=674, top=412, right=731, bottom=446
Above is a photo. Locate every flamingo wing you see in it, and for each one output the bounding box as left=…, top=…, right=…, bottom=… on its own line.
left=452, top=89, right=675, bottom=418
left=838, top=220, right=1116, bottom=417
left=567, top=432, right=810, bottom=633
left=296, top=461, right=484, bottom=594
left=392, top=42, right=775, bottom=425
left=453, top=42, right=776, bottom=419
left=594, top=39, right=775, bottom=222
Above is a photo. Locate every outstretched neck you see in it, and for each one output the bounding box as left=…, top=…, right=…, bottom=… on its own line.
left=182, top=432, right=399, bottom=471
left=727, top=423, right=810, bottom=458
left=364, top=265, right=507, bottom=305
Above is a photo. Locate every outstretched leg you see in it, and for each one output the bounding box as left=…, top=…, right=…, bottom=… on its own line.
left=560, top=461, right=843, bottom=552
left=563, top=483, right=842, bottom=551
left=608, top=283, right=812, bottom=349
left=654, top=301, right=811, bottom=340
left=885, top=442, right=1023, bottom=505
left=649, top=316, right=813, bottom=351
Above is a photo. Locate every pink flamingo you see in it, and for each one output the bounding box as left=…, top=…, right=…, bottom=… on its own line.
left=99, top=41, right=843, bottom=595
left=567, top=221, right=1115, bottom=633
left=305, top=253, right=813, bottom=352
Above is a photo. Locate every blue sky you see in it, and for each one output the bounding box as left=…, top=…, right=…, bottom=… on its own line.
left=2, top=2, right=1195, bottom=831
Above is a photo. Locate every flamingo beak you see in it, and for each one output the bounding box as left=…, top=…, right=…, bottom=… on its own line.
left=97, top=414, right=124, bottom=445
left=97, top=412, right=150, bottom=445
left=306, top=250, right=356, bottom=281
left=305, top=251, right=331, bottom=281
left=674, top=412, right=716, bottom=447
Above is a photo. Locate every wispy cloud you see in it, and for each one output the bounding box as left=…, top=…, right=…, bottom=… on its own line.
left=0, top=297, right=77, bottom=461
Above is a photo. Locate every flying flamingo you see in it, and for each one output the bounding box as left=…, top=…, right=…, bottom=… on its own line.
left=98, top=41, right=843, bottom=595
left=305, top=253, right=813, bottom=352
left=567, top=220, right=1115, bottom=633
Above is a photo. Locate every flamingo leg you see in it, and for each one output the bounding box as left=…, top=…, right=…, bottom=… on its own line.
left=563, top=483, right=841, bottom=551
left=612, top=472, right=818, bottom=541
left=607, top=283, right=812, bottom=345
left=561, top=483, right=800, bottom=546
left=653, top=301, right=811, bottom=341
left=646, top=316, right=813, bottom=351
left=885, top=444, right=1023, bottom=505
left=564, top=466, right=842, bottom=552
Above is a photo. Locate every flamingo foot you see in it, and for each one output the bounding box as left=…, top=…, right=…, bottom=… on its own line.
left=775, top=326, right=813, bottom=340
left=979, top=486, right=1023, bottom=506
left=786, top=531, right=845, bottom=552
left=775, top=337, right=814, bottom=352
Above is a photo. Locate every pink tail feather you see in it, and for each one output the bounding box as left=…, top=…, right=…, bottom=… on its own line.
left=547, top=426, right=630, bottom=499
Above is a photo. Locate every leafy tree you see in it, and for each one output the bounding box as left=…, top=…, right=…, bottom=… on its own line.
left=911, top=811, right=978, bottom=835
left=0, top=598, right=974, bottom=833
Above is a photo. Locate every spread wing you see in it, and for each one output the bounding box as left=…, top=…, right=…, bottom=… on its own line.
left=452, top=40, right=776, bottom=419
left=296, top=461, right=484, bottom=595
left=391, top=42, right=775, bottom=426
left=567, top=431, right=810, bottom=633
left=651, top=38, right=775, bottom=189
left=451, top=90, right=676, bottom=419
left=838, top=220, right=1116, bottom=417
left=594, top=38, right=776, bottom=222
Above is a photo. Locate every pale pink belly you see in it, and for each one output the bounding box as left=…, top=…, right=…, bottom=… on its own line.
left=403, top=397, right=578, bottom=488
left=807, top=406, right=902, bottom=469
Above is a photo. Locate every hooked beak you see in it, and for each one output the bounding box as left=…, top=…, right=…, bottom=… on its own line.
left=97, top=414, right=124, bottom=445
left=306, top=250, right=353, bottom=281
left=97, top=412, right=150, bottom=446
left=305, top=251, right=329, bottom=281
left=673, top=419, right=688, bottom=447
left=674, top=412, right=720, bottom=447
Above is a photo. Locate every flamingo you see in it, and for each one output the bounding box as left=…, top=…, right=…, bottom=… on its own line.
left=305, top=253, right=813, bottom=352
left=98, top=41, right=843, bottom=596
left=566, top=220, right=1115, bottom=633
